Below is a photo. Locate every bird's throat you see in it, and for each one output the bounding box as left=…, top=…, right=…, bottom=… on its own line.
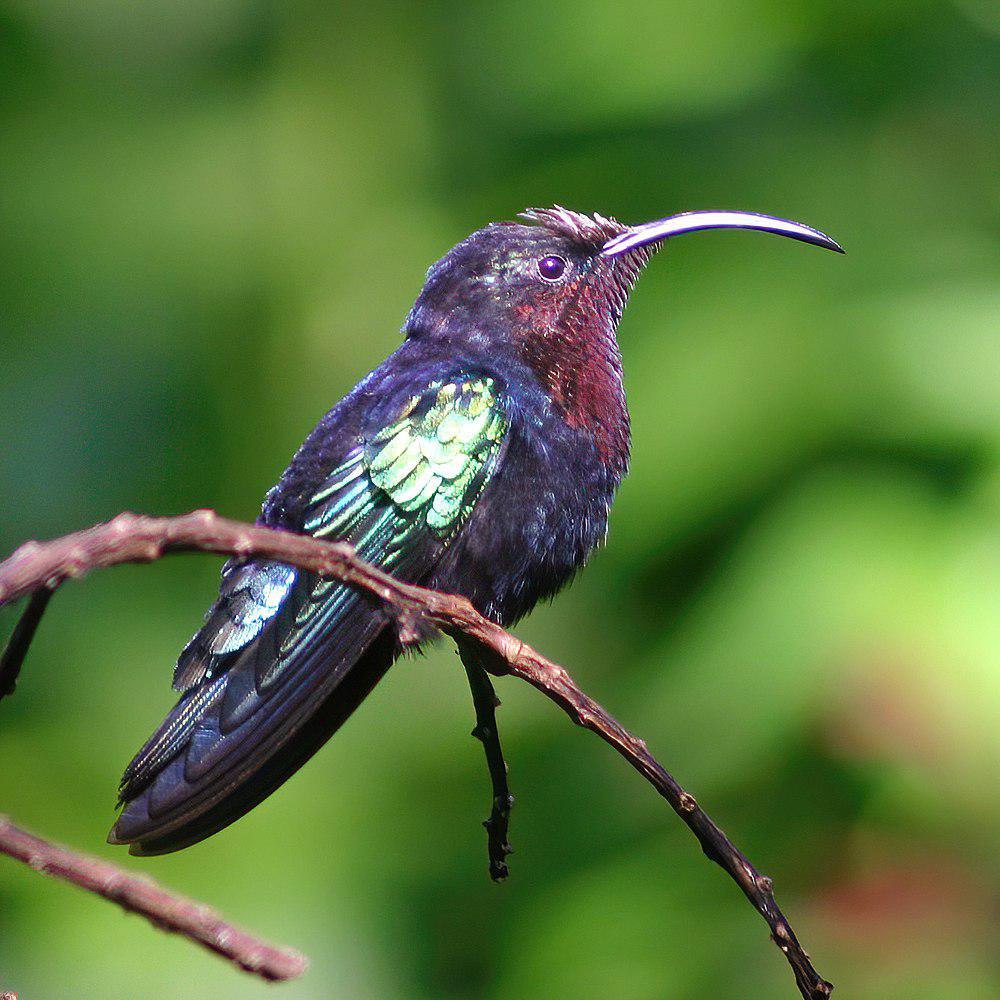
left=516, top=284, right=631, bottom=476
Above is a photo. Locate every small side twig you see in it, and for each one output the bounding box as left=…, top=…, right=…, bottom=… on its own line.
left=458, top=639, right=514, bottom=881
left=0, top=511, right=832, bottom=998
left=0, top=588, right=53, bottom=700
left=0, top=815, right=306, bottom=982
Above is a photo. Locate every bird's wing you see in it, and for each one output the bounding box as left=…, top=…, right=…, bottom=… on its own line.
left=111, top=374, right=507, bottom=851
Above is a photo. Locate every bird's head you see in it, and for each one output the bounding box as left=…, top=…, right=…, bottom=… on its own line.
left=404, top=205, right=842, bottom=349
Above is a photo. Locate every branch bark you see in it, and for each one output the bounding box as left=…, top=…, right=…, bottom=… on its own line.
left=0, top=511, right=832, bottom=998
left=0, top=815, right=307, bottom=981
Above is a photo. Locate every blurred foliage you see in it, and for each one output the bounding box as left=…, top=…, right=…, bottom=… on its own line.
left=1, top=1, right=999, bottom=997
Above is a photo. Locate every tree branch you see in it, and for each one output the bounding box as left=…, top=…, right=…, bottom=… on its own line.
left=0, top=588, right=52, bottom=699
left=0, top=511, right=832, bottom=998
left=457, top=638, right=514, bottom=881
left=0, top=815, right=307, bottom=981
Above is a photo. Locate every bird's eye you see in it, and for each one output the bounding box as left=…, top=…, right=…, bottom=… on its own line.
left=537, top=255, right=567, bottom=281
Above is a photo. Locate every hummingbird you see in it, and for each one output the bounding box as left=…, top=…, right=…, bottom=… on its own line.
left=110, top=207, right=842, bottom=854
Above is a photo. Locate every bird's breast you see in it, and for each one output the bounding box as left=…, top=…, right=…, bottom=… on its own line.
left=429, top=408, right=620, bottom=627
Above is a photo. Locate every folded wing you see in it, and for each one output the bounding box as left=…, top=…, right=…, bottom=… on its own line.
left=111, top=374, right=507, bottom=853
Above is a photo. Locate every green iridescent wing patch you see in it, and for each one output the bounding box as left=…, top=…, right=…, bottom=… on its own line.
left=179, top=376, right=507, bottom=691
left=303, top=376, right=507, bottom=546
left=211, top=377, right=505, bottom=697
left=365, top=377, right=507, bottom=538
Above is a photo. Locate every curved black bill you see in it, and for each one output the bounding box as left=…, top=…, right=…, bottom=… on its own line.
left=601, top=210, right=844, bottom=257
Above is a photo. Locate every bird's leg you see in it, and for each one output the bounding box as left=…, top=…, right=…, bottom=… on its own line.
left=457, top=638, right=514, bottom=881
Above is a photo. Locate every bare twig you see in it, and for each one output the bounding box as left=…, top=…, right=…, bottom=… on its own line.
left=0, top=511, right=832, bottom=998
left=0, top=815, right=307, bottom=981
left=0, top=588, right=52, bottom=699
left=458, top=639, right=514, bottom=881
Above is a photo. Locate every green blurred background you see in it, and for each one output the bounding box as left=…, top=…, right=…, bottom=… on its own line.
left=1, top=1, right=999, bottom=997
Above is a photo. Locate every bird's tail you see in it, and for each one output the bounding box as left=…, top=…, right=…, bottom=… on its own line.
left=109, top=629, right=396, bottom=855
